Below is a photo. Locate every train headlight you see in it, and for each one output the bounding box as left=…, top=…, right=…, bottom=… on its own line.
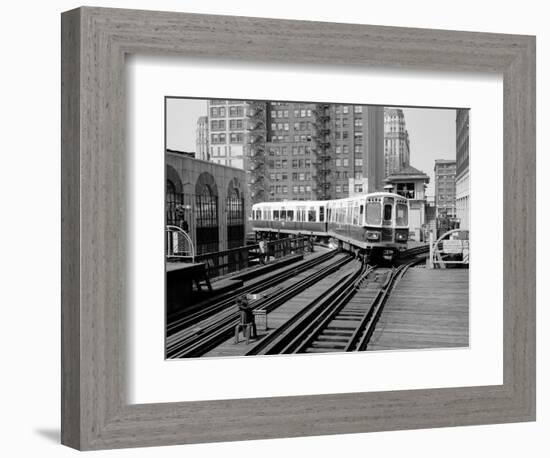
left=366, top=231, right=380, bottom=241
left=396, top=232, right=407, bottom=241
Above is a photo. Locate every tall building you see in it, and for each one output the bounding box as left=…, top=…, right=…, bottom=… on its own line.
left=203, top=99, right=385, bottom=203
left=195, top=116, right=209, bottom=161
left=455, top=109, right=470, bottom=230
left=384, top=108, right=411, bottom=177
left=434, top=159, right=457, bottom=218
left=265, top=103, right=385, bottom=201
left=207, top=100, right=249, bottom=169
left=264, top=102, right=316, bottom=201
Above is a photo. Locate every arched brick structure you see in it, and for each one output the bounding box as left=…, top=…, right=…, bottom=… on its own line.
left=226, top=177, right=245, bottom=249
left=166, top=164, right=183, bottom=194
left=195, top=172, right=218, bottom=198
left=227, top=177, right=243, bottom=199
left=194, top=172, right=219, bottom=254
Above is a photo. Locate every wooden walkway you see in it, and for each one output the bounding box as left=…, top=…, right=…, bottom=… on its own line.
left=367, top=267, right=469, bottom=351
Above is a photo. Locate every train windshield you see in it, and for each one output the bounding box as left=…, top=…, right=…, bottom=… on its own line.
left=396, top=203, right=408, bottom=226
left=365, top=201, right=382, bottom=225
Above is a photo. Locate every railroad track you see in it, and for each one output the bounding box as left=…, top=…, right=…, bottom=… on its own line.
left=166, top=252, right=353, bottom=358
left=166, top=250, right=338, bottom=337
left=245, top=256, right=424, bottom=356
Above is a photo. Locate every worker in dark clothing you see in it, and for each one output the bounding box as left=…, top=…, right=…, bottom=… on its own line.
left=237, top=296, right=258, bottom=339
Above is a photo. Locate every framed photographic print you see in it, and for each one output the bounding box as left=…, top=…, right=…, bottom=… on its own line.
left=61, top=6, right=535, bottom=450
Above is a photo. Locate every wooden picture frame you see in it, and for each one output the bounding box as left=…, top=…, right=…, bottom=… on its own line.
left=61, top=6, right=536, bottom=450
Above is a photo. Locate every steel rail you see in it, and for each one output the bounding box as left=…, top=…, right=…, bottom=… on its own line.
left=245, top=262, right=372, bottom=356
left=166, top=253, right=353, bottom=358
left=166, top=250, right=337, bottom=336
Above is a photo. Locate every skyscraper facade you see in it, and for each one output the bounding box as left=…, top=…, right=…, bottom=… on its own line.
left=265, top=103, right=385, bottom=201
left=195, top=115, right=209, bottom=161
left=455, top=109, right=470, bottom=230
left=203, top=99, right=385, bottom=203
left=434, top=159, right=457, bottom=218
left=384, top=108, right=410, bottom=176
left=206, top=100, right=249, bottom=169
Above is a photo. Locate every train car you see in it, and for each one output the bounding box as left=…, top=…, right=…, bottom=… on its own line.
left=326, top=192, right=409, bottom=261
left=251, top=192, right=409, bottom=262
left=250, top=200, right=328, bottom=237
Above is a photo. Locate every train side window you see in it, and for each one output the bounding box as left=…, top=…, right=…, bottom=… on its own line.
left=308, top=208, right=316, bottom=222
left=281, top=210, right=287, bottom=220
left=359, top=205, right=364, bottom=226
left=273, top=210, right=279, bottom=221
left=319, top=206, right=325, bottom=222
left=287, top=210, right=294, bottom=221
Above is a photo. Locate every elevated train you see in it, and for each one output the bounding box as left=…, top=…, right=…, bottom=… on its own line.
left=251, top=192, right=410, bottom=262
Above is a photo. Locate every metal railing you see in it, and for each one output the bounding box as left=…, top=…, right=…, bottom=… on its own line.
left=428, top=229, right=469, bottom=268
left=196, top=236, right=308, bottom=279
left=166, top=225, right=195, bottom=262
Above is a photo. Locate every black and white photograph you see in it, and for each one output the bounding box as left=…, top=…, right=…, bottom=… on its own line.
left=165, top=98, right=470, bottom=359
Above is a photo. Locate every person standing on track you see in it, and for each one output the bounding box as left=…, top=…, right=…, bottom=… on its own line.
left=258, top=237, right=268, bottom=264
left=237, top=296, right=258, bottom=340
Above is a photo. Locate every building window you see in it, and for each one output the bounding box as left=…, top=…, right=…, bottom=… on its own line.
left=229, top=106, right=243, bottom=117
left=229, top=133, right=243, bottom=143
left=229, top=119, right=243, bottom=130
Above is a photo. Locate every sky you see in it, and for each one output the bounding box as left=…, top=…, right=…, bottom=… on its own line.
left=166, top=98, right=207, bottom=152
left=166, top=98, right=457, bottom=197
left=399, top=107, right=456, bottom=197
